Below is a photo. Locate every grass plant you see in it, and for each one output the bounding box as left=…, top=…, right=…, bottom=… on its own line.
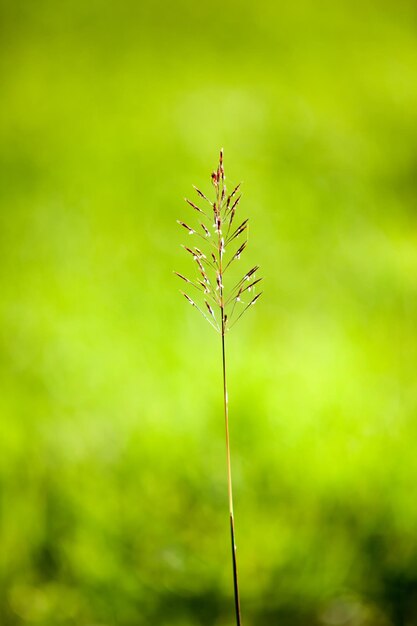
left=176, top=150, right=262, bottom=625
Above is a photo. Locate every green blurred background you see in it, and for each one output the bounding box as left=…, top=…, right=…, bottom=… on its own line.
left=1, top=1, right=417, bottom=624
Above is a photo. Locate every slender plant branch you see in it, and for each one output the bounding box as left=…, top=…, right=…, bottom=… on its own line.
left=175, top=149, right=262, bottom=625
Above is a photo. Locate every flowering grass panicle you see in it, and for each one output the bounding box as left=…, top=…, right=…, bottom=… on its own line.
left=175, top=149, right=262, bottom=626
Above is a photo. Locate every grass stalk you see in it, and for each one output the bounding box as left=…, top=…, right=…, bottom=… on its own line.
left=176, top=149, right=262, bottom=625
left=221, top=328, right=242, bottom=625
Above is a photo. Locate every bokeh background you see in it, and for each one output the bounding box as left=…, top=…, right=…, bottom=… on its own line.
left=1, top=1, right=417, bottom=624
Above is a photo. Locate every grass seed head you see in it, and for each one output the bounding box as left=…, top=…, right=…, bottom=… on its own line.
left=176, top=150, right=262, bottom=333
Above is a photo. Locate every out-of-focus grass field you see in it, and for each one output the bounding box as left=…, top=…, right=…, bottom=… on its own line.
left=1, top=1, right=417, bottom=624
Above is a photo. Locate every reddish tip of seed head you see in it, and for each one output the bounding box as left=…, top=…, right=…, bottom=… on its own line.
left=201, top=223, right=211, bottom=237
left=205, top=301, right=215, bottom=317
left=181, top=291, right=195, bottom=306
left=174, top=272, right=190, bottom=283
left=251, top=293, right=262, bottom=305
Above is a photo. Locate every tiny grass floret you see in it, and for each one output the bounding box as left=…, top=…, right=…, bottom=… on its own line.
left=175, top=150, right=262, bottom=626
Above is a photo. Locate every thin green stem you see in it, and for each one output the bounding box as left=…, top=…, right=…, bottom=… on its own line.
left=221, top=324, right=242, bottom=626
left=178, top=152, right=254, bottom=625
left=218, top=168, right=242, bottom=625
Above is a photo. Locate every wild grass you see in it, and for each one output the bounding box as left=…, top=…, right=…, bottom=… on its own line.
left=175, top=149, right=262, bottom=625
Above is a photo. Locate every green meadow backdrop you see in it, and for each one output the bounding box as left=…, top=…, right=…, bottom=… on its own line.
left=1, top=1, right=417, bottom=624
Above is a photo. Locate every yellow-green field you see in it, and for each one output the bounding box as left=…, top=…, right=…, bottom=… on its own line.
left=1, top=1, right=417, bottom=624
